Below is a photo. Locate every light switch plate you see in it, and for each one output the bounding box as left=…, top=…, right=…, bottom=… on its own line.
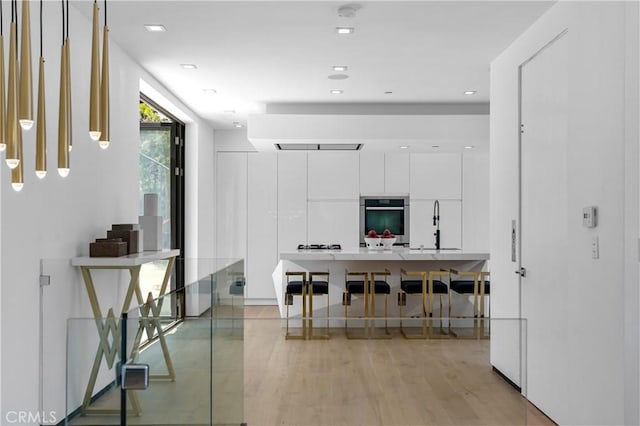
left=591, top=236, right=599, bottom=259
left=583, top=206, right=597, bottom=228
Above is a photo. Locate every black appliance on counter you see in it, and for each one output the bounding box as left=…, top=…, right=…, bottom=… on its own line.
left=359, top=195, right=409, bottom=246
left=297, top=244, right=342, bottom=250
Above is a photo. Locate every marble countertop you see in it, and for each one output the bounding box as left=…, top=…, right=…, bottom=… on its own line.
left=280, top=248, right=489, bottom=261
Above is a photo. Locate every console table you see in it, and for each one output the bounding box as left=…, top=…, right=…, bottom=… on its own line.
left=71, top=249, right=180, bottom=415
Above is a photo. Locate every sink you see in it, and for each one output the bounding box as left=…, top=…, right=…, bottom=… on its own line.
left=408, top=247, right=461, bottom=251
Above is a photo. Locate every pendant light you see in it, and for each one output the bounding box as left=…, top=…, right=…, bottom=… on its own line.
left=57, top=0, right=69, bottom=177
left=0, top=2, right=7, bottom=153
left=5, top=0, right=20, bottom=170
left=88, top=0, right=100, bottom=141
left=65, top=0, right=72, bottom=154
left=99, top=0, right=109, bottom=150
left=19, top=0, right=33, bottom=131
left=35, top=0, right=46, bottom=179
left=11, top=123, right=23, bottom=190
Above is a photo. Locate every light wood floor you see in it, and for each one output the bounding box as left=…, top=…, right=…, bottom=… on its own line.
left=69, top=305, right=555, bottom=425
left=244, top=306, right=554, bottom=426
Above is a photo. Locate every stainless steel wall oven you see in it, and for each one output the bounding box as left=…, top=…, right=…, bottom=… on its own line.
left=359, top=196, right=409, bottom=246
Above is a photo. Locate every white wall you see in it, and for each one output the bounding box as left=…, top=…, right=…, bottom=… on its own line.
left=0, top=4, right=215, bottom=424
left=490, top=2, right=639, bottom=424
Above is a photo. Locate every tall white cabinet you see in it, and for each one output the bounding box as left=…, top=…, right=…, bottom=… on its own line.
left=409, top=153, right=463, bottom=249
left=247, top=153, right=278, bottom=300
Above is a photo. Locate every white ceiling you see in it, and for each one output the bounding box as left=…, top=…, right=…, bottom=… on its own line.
left=79, top=1, right=554, bottom=130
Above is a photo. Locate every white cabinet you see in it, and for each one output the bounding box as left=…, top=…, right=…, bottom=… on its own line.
left=462, top=152, right=490, bottom=251
left=278, top=152, right=308, bottom=253
left=359, top=152, right=410, bottom=195
left=247, top=153, right=278, bottom=299
left=308, top=152, right=359, bottom=200
left=308, top=201, right=359, bottom=250
left=409, top=199, right=462, bottom=249
left=216, top=152, right=247, bottom=261
left=359, top=152, right=385, bottom=194
left=410, top=153, right=462, bottom=199
left=385, top=153, right=410, bottom=194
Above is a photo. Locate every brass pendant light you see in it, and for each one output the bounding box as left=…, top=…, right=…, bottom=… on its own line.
left=11, top=122, right=23, bottom=191
left=0, top=2, right=7, bottom=153
left=57, top=0, right=69, bottom=177
left=66, top=38, right=72, bottom=153
left=19, top=0, right=33, bottom=131
left=88, top=0, right=100, bottom=141
left=99, top=0, right=109, bottom=150
left=5, top=1, right=19, bottom=170
left=35, top=0, right=46, bottom=178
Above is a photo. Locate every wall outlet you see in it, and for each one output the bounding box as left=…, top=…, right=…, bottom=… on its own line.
left=591, top=236, right=599, bottom=259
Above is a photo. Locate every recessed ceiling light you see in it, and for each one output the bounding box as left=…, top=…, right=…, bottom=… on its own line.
left=384, top=91, right=393, bottom=95
left=144, top=24, right=166, bottom=32
left=224, top=110, right=236, bottom=114
left=202, top=89, right=217, bottom=95
left=432, top=145, right=440, bottom=148
left=464, top=90, right=477, bottom=95
left=336, top=27, right=354, bottom=35
left=464, top=145, right=475, bottom=149
left=400, top=145, right=409, bottom=149
left=330, top=90, right=343, bottom=95
left=328, top=74, right=349, bottom=80
left=333, top=65, right=348, bottom=71
left=180, top=64, right=197, bottom=69
left=232, top=122, right=243, bottom=128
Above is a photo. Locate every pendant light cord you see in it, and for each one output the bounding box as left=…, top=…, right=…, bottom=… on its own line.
left=1, top=0, right=3, bottom=36
left=61, top=0, right=64, bottom=44
left=40, top=0, right=43, bottom=57
left=104, top=0, right=107, bottom=27
left=66, top=0, right=69, bottom=40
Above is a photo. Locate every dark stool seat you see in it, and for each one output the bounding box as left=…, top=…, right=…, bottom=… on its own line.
left=401, top=279, right=447, bottom=294
left=286, top=281, right=305, bottom=295
left=229, top=279, right=245, bottom=295
left=310, top=281, right=329, bottom=295
left=450, top=280, right=490, bottom=295
left=346, top=280, right=390, bottom=295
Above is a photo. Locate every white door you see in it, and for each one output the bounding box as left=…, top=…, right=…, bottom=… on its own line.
left=519, top=32, right=569, bottom=423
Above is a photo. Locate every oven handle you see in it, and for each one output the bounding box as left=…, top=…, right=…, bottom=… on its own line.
left=365, top=207, right=405, bottom=211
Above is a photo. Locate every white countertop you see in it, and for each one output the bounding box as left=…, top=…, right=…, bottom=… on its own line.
left=71, top=249, right=181, bottom=267
left=280, top=248, right=489, bottom=261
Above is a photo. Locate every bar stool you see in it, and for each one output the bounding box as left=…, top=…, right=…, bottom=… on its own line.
left=398, top=269, right=450, bottom=339
left=308, top=271, right=330, bottom=339
left=284, top=271, right=307, bottom=340
left=369, top=269, right=391, bottom=337
left=343, top=269, right=391, bottom=339
left=449, top=269, right=490, bottom=338
left=343, top=270, right=369, bottom=339
left=228, top=273, right=245, bottom=329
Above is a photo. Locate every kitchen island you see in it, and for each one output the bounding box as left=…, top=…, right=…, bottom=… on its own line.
left=273, top=247, right=489, bottom=321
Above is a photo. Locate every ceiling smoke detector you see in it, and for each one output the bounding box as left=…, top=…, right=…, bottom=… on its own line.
left=337, top=4, right=361, bottom=18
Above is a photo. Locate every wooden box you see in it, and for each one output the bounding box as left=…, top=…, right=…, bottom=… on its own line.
left=107, top=229, right=140, bottom=254
left=90, top=239, right=128, bottom=257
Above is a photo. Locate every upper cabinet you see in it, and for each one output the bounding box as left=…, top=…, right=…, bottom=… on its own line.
left=410, top=153, right=462, bottom=200
left=359, top=152, right=410, bottom=195
left=385, top=153, right=410, bottom=194
left=359, top=152, right=385, bottom=194
left=307, top=152, right=359, bottom=200
left=278, top=152, right=308, bottom=254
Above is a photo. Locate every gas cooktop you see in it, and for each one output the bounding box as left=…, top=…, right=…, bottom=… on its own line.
left=297, top=244, right=342, bottom=250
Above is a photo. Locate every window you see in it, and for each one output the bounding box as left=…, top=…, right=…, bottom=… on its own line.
left=139, top=96, right=185, bottom=317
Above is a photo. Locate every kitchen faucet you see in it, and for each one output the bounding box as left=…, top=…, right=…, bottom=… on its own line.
left=433, top=200, right=440, bottom=250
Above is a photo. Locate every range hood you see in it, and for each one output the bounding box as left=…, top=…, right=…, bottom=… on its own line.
left=275, top=143, right=362, bottom=151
